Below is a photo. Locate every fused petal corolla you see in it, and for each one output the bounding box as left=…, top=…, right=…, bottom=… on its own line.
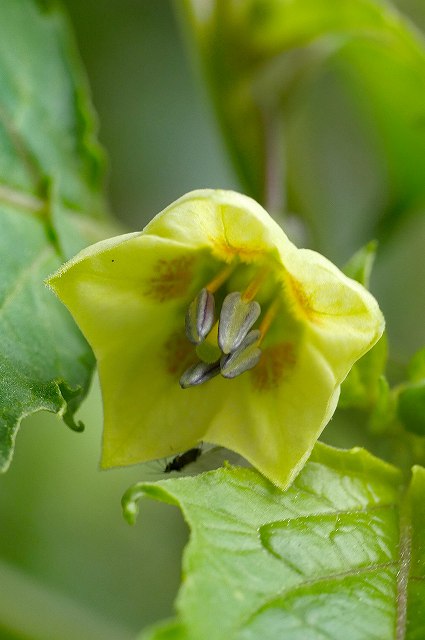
left=47, top=190, right=384, bottom=489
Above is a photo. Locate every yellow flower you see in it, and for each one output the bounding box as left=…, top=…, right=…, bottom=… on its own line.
left=47, top=190, right=384, bottom=489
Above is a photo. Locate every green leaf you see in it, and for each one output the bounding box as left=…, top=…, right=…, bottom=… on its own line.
left=339, top=242, right=388, bottom=411
left=124, top=444, right=425, bottom=639
left=396, top=347, right=425, bottom=436
left=368, top=375, right=395, bottom=435
left=343, top=240, right=377, bottom=288
left=398, top=383, right=425, bottom=436
left=339, top=334, right=388, bottom=410
left=406, top=465, right=425, bottom=638
left=182, top=0, right=425, bottom=240
left=0, top=0, right=107, bottom=471
left=407, top=347, right=425, bottom=383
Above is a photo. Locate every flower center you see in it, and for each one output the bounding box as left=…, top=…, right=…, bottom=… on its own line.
left=180, top=263, right=278, bottom=389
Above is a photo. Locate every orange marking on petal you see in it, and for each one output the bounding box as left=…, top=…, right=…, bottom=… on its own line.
left=210, top=239, right=264, bottom=263
left=163, top=330, right=197, bottom=377
left=251, top=342, right=296, bottom=391
left=144, top=256, right=195, bottom=302
left=286, top=275, right=317, bottom=322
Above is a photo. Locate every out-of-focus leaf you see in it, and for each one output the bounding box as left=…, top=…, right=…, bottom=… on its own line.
left=124, top=443, right=424, bottom=640
left=397, top=347, right=425, bottom=436
left=407, top=347, right=425, bottom=383
left=343, top=240, right=377, bottom=288
left=0, top=0, right=108, bottom=471
left=398, top=383, right=425, bottom=436
left=340, top=241, right=387, bottom=410
left=339, top=334, right=388, bottom=410
left=368, top=375, right=395, bottom=434
left=182, top=0, right=425, bottom=242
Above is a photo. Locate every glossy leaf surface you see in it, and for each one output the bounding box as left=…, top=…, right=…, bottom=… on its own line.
left=124, top=444, right=424, bottom=639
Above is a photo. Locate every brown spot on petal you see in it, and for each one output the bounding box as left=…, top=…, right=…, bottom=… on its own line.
left=164, top=330, right=197, bottom=377
left=251, top=342, right=296, bottom=391
left=145, top=256, right=195, bottom=302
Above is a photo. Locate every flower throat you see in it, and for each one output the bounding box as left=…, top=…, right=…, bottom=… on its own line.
left=180, top=263, right=279, bottom=388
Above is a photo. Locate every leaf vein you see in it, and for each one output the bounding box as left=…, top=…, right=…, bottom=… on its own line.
left=0, top=183, right=44, bottom=214
left=0, top=247, right=52, bottom=318
left=396, top=499, right=412, bottom=640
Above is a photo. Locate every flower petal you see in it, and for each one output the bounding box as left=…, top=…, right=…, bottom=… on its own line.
left=205, top=340, right=340, bottom=489
left=99, top=340, right=233, bottom=467
left=283, top=248, right=385, bottom=380
left=144, top=189, right=295, bottom=263
left=47, top=189, right=385, bottom=488
left=48, top=232, right=204, bottom=346
left=47, top=231, right=233, bottom=466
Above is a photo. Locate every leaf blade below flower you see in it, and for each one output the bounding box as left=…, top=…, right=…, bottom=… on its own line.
left=124, top=444, right=424, bottom=640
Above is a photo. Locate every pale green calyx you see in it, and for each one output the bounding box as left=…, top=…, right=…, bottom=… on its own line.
left=46, top=189, right=385, bottom=489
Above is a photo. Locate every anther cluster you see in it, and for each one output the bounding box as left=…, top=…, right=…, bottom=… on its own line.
left=180, top=286, right=262, bottom=388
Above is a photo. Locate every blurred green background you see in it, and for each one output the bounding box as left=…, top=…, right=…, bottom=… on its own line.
left=1, top=0, right=425, bottom=638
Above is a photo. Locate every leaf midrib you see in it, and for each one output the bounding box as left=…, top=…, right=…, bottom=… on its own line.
left=0, top=184, right=44, bottom=214
left=204, top=493, right=411, bottom=637
left=395, top=497, right=412, bottom=640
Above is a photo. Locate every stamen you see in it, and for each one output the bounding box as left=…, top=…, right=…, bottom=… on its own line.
left=218, top=292, right=261, bottom=355
left=180, top=263, right=278, bottom=387
left=185, top=288, right=215, bottom=345
left=258, top=297, right=280, bottom=344
left=206, top=263, right=235, bottom=294
left=179, top=359, right=221, bottom=388
left=221, top=330, right=262, bottom=379
left=241, top=265, right=269, bottom=302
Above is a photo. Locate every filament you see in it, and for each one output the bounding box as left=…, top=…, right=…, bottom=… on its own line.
left=206, top=264, right=235, bottom=294
left=258, top=297, right=280, bottom=344
left=241, top=265, right=270, bottom=302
